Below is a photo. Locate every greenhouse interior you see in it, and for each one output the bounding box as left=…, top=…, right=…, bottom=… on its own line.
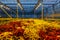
left=0, top=0, right=60, bottom=40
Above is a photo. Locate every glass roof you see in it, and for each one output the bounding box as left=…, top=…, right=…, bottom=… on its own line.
left=0, top=0, right=60, bottom=18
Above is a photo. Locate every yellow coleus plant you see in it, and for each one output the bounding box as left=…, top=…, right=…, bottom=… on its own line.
left=0, top=19, right=60, bottom=40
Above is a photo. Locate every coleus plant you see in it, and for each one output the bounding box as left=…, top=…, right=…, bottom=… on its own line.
left=0, top=19, right=60, bottom=40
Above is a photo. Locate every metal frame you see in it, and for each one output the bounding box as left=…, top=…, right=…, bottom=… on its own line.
left=0, top=2, right=16, bottom=13
left=0, top=0, right=60, bottom=21
left=33, top=0, right=43, bottom=19
left=44, top=0, right=60, bottom=20
left=34, top=0, right=42, bottom=10
left=0, top=2, right=16, bottom=18
left=16, top=0, right=43, bottom=18
left=17, top=0, right=25, bottom=18
left=17, top=0, right=24, bottom=10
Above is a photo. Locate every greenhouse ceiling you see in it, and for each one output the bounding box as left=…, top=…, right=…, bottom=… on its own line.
left=0, top=0, right=60, bottom=18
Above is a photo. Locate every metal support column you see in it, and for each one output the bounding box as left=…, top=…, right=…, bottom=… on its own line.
left=41, top=4, right=44, bottom=19
left=16, top=4, right=19, bottom=18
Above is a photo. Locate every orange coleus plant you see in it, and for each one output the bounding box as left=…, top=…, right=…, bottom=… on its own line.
left=0, top=19, right=60, bottom=40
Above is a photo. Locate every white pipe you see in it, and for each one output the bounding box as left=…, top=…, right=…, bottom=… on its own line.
left=0, top=5, right=10, bottom=10
left=34, top=0, right=42, bottom=10
left=0, top=6, right=12, bottom=18
left=35, top=3, right=42, bottom=10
